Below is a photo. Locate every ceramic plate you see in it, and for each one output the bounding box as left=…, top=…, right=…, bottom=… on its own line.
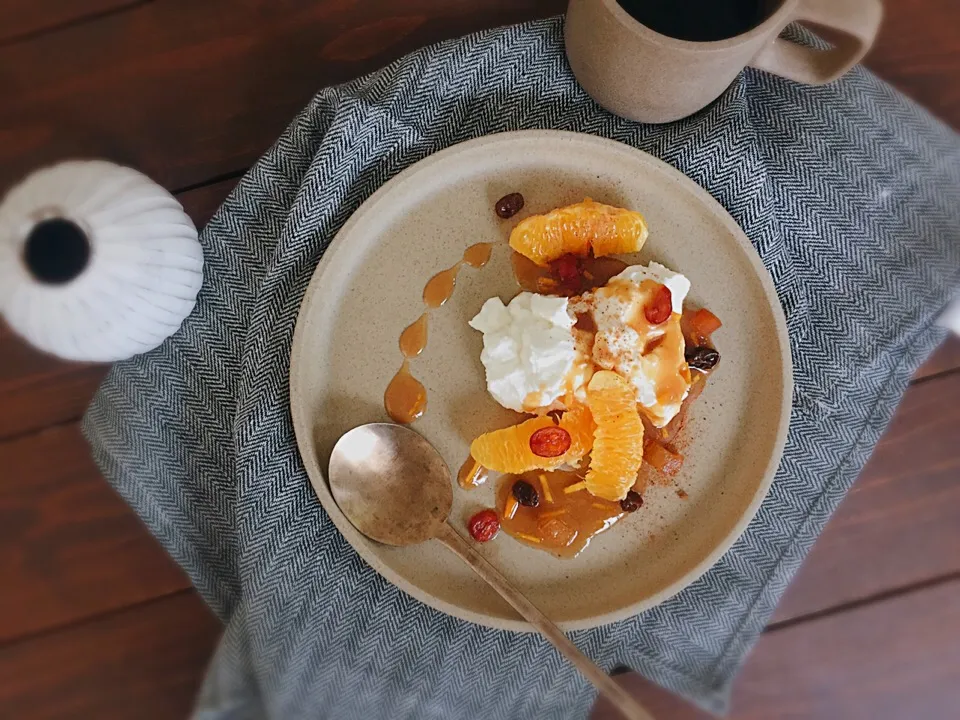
left=290, top=130, right=792, bottom=631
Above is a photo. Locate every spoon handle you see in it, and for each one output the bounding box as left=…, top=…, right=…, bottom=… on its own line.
left=434, top=522, right=655, bottom=720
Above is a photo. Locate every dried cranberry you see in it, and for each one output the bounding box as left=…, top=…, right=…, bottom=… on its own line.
left=529, top=427, right=572, bottom=457
left=512, top=480, right=540, bottom=508
left=554, top=253, right=581, bottom=282
left=495, top=192, right=525, bottom=219
left=644, top=285, right=673, bottom=324
left=468, top=509, right=500, bottom=542
left=619, top=491, right=644, bottom=513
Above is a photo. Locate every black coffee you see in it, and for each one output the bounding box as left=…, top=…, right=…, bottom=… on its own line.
left=617, top=0, right=776, bottom=42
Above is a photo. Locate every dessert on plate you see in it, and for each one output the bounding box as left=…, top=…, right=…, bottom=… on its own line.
left=463, top=198, right=723, bottom=557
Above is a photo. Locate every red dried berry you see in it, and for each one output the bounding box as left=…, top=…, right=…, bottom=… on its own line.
left=468, top=509, right=500, bottom=542
left=554, top=253, right=581, bottom=282
left=644, top=285, right=673, bottom=324
left=529, top=426, right=572, bottom=458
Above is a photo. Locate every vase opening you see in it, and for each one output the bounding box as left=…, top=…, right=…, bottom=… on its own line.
left=23, top=218, right=91, bottom=285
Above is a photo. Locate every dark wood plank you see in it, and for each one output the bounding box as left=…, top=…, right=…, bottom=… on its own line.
left=0, top=590, right=219, bottom=720
left=0, top=0, right=566, bottom=194
left=177, top=176, right=240, bottom=229
left=594, top=579, right=960, bottom=719
left=0, top=323, right=107, bottom=440
left=772, top=371, right=960, bottom=624
left=0, top=0, right=146, bottom=45
left=734, top=579, right=960, bottom=719
left=0, top=423, right=191, bottom=643
left=914, top=336, right=960, bottom=381
left=865, top=0, right=960, bottom=129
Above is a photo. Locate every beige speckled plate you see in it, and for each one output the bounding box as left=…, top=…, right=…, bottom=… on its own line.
left=290, top=130, right=792, bottom=632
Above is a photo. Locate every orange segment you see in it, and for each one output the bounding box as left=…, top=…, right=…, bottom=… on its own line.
left=509, top=199, right=649, bottom=267
left=558, top=404, right=595, bottom=460
left=585, top=371, right=645, bottom=501
left=470, top=411, right=593, bottom=474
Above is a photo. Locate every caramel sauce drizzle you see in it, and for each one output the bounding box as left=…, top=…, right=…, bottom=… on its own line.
left=384, top=242, right=493, bottom=424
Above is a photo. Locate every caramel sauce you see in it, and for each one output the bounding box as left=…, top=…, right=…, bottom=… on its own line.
left=511, top=251, right=628, bottom=295
left=399, top=314, right=428, bottom=358
left=462, top=242, right=493, bottom=269
left=385, top=242, right=495, bottom=423
left=423, top=263, right=460, bottom=308
left=510, top=251, right=544, bottom=292
left=574, top=311, right=597, bottom=333
left=457, top=456, right=491, bottom=489
left=496, top=470, right=626, bottom=558
left=384, top=361, right=426, bottom=424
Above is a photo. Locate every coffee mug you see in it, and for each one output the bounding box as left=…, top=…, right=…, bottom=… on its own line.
left=565, top=0, right=883, bottom=123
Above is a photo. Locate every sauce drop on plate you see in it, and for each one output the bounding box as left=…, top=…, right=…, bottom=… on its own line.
left=457, top=455, right=490, bottom=489
left=423, top=264, right=460, bottom=309
left=384, top=360, right=427, bottom=424
left=399, top=314, right=428, bottom=358
left=462, top=242, right=493, bottom=269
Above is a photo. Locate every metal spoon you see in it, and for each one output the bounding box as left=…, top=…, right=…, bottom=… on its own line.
left=328, top=423, right=654, bottom=720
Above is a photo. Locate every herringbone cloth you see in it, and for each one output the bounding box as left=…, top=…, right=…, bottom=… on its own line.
left=83, top=17, right=959, bottom=719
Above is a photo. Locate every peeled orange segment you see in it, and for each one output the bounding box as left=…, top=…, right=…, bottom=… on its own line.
left=470, top=412, right=592, bottom=474
left=558, top=404, right=596, bottom=460
left=585, top=371, right=645, bottom=501
left=509, top=199, right=649, bottom=267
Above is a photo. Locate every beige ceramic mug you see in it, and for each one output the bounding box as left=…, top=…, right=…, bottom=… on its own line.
left=565, top=0, right=883, bottom=123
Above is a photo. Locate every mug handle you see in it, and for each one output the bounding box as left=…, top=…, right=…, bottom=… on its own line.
left=749, top=0, right=883, bottom=84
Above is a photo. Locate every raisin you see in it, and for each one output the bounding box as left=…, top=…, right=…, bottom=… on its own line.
left=685, top=346, right=720, bottom=372
left=644, top=285, right=673, bottom=324
left=529, top=426, right=572, bottom=457
left=512, top=480, right=540, bottom=508
left=495, top=192, right=525, bottom=219
left=620, top=491, right=643, bottom=513
left=468, top=509, right=500, bottom=542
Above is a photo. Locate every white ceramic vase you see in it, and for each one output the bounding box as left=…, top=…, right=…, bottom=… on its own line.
left=0, top=160, right=204, bottom=362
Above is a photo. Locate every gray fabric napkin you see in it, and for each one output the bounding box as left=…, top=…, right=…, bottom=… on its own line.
left=83, top=17, right=959, bottom=719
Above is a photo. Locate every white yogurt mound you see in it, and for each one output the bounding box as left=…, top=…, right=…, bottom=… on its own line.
left=469, top=293, right=578, bottom=412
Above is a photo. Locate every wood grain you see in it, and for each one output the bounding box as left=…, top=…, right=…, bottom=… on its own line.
left=914, top=336, right=960, bottom=381
left=0, top=423, right=191, bottom=643
left=177, top=176, right=240, bottom=229
left=772, top=371, right=960, bottom=623
left=734, top=579, right=960, bottom=719
left=0, top=590, right=220, bottom=720
left=596, top=579, right=960, bottom=719
left=864, top=0, right=960, bottom=129
left=0, top=0, right=566, bottom=194
left=0, top=0, right=146, bottom=45
left=0, top=324, right=107, bottom=440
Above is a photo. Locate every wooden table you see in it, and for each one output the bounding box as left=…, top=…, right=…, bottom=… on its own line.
left=1, top=2, right=957, bottom=717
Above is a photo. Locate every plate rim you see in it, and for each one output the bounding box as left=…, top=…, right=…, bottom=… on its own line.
left=290, top=129, right=794, bottom=631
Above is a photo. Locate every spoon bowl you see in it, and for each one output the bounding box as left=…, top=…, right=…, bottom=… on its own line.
left=329, top=423, right=451, bottom=546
